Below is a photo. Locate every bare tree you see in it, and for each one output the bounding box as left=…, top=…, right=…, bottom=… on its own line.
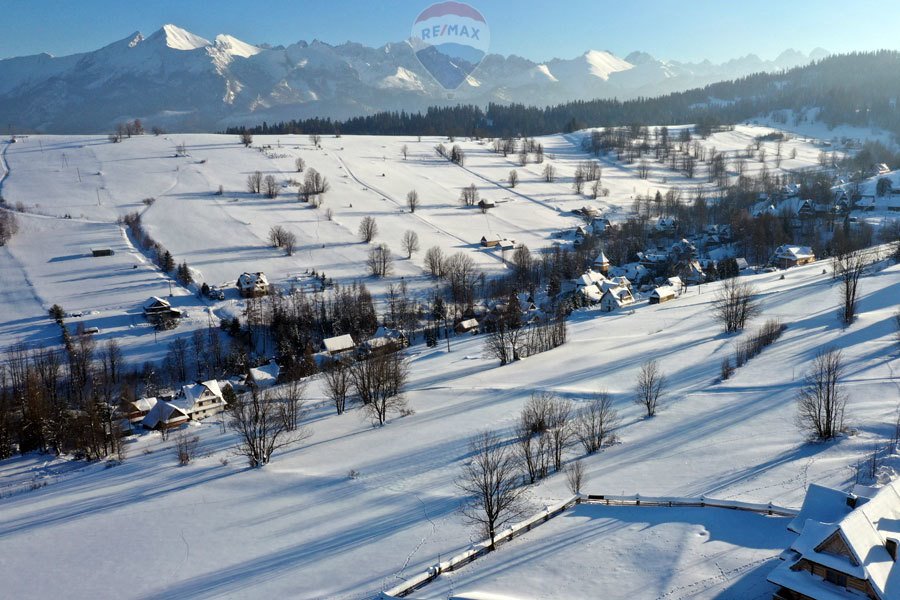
left=834, top=250, right=864, bottom=325
left=543, top=163, right=556, bottom=183
left=796, top=348, right=847, bottom=440
left=458, top=430, right=529, bottom=550
left=367, top=243, right=393, bottom=277
left=406, top=189, right=419, bottom=213
left=565, top=460, right=586, bottom=495
left=575, top=391, right=619, bottom=454
left=508, top=169, right=518, bottom=188
left=713, top=279, right=761, bottom=333
left=239, top=131, right=253, bottom=147
left=460, top=183, right=479, bottom=207
left=268, top=225, right=287, bottom=248
left=276, top=379, right=308, bottom=432
left=301, top=168, right=329, bottom=202
left=294, top=157, right=305, bottom=172
left=263, top=174, right=279, bottom=199
left=282, top=231, right=297, bottom=256
left=573, top=171, right=585, bottom=194
left=228, top=387, right=310, bottom=467
left=358, top=216, right=378, bottom=243
left=635, top=359, right=666, bottom=417
left=247, top=170, right=263, bottom=194
left=351, top=352, right=409, bottom=426
left=309, top=133, right=322, bottom=148
left=174, top=432, right=200, bottom=465
left=546, top=397, right=574, bottom=472
left=424, top=245, right=445, bottom=277
left=401, top=230, right=420, bottom=258
left=322, top=360, right=352, bottom=415
left=401, top=144, right=408, bottom=160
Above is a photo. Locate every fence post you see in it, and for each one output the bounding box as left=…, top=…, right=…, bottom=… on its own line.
left=636, top=493, right=640, bottom=506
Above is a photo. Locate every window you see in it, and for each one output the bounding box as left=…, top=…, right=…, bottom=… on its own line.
left=825, top=569, right=847, bottom=588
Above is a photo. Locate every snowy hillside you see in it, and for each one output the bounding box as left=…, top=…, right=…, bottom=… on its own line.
left=0, top=253, right=896, bottom=599
left=0, top=125, right=832, bottom=364
left=0, top=24, right=828, bottom=133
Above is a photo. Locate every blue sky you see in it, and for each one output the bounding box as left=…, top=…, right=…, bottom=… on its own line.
left=3, top=0, right=900, bottom=61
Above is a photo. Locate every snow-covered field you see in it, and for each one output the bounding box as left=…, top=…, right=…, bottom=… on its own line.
left=0, top=126, right=831, bottom=362
left=0, top=127, right=898, bottom=599
left=0, top=253, right=896, bottom=599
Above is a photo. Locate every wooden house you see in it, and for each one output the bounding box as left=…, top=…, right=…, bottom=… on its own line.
left=600, top=286, right=635, bottom=312
left=125, top=397, right=158, bottom=424
left=649, top=285, right=677, bottom=304
left=481, top=234, right=503, bottom=248
left=141, top=401, right=189, bottom=431
left=237, top=272, right=269, bottom=297
left=322, top=334, right=356, bottom=356
left=455, top=318, right=479, bottom=334
left=769, top=480, right=900, bottom=600
left=172, top=380, right=227, bottom=421
left=142, top=297, right=182, bottom=323
left=774, top=245, right=815, bottom=269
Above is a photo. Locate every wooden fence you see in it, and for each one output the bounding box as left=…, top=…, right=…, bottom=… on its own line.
left=380, top=493, right=797, bottom=598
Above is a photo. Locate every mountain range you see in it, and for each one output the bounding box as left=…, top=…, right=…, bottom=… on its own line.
left=0, top=24, right=830, bottom=133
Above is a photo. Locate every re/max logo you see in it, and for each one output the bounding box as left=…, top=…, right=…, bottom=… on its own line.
left=420, top=24, right=481, bottom=40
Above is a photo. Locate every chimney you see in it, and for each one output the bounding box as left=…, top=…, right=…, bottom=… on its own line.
left=886, top=538, right=898, bottom=561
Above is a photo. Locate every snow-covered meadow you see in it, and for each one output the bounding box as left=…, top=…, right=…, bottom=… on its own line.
left=0, top=125, right=831, bottom=363
left=0, top=127, right=897, bottom=599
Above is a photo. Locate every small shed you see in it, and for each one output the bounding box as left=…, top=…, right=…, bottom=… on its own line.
left=323, top=334, right=356, bottom=356
left=91, top=248, right=115, bottom=257
left=481, top=234, right=502, bottom=247
left=649, top=285, right=677, bottom=304
left=455, top=318, right=479, bottom=334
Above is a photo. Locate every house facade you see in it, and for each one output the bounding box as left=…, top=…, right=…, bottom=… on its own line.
left=774, top=246, right=816, bottom=269
left=237, top=272, right=269, bottom=297
left=769, top=480, right=900, bottom=600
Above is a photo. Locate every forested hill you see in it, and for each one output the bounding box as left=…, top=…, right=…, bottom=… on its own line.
left=229, top=51, right=900, bottom=139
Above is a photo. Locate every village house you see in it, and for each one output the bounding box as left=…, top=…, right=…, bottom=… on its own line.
left=142, top=296, right=182, bottom=323
left=774, top=245, right=816, bottom=269
left=237, top=272, right=269, bottom=297
left=654, top=216, right=677, bottom=234
left=600, top=286, right=635, bottom=312
left=141, top=400, right=189, bottom=431
left=172, top=380, right=227, bottom=421
left=768, top=480, right=900, bottom=600
left=248, top=361, right=281, bottom=389
left=480, top=234, right=503, bottom=247
left=125, top=397, right=158, bottom=425
left=649, top=285, right=677, bottom=304
left=455, top=318, right=479, bottom=334
left=360, top=326, right=407, bottom=356
left=667, top=276, right=685, bottom=295
left=322, top=334, right=356, bottom=356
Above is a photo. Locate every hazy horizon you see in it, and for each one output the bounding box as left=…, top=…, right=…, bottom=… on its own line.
left=3, top=0, right=900, bottom=62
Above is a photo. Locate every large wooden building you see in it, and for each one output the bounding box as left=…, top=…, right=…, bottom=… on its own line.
left=768, top=480, right=900, bottom=599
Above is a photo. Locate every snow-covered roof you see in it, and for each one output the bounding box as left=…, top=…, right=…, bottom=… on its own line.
left=593, top=251, right=609, bottom=266
left=457, top=318, right=479, bottom=330
left=667, top=276, right=683, bottom=289
left=175, top=380, right=224, bottom=411
left=323, top=334, right=355, bottom=354
left=776, top=479, right=900, bottom=599
left=775, top=245, right=814, bottom=260
left=237, top=272, right=268, bottom=289
left=141, top=401, right=188, bottom=429
left=143, top=296, right=171, bottom=310
left=788, top=483, right=856, bottom=533
left=601, top=286, right=633, bottom=306
left=249, top=362, right=280, bottom=387
left=651, top=285, right=677, bottom=299
left=130, top=397, right=158, bottom=413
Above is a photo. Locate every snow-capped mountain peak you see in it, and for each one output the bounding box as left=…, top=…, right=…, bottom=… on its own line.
left=582, top=49, right=634, bottom=79
left=148, top=24, right=211, bottom=51
left=215, top=34, right=262, bottom=58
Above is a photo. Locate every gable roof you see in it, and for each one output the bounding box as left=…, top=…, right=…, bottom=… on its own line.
left=141, top=401, right=188, bottom=429
left=323, top=334, right=355, bottom=354
left=788, top=483, right=857, bottom=533
left=775, top=245, right=815, bottom=260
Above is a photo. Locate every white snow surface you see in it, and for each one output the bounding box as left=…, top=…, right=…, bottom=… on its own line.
left=0, top=128, right=898, bottom=598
